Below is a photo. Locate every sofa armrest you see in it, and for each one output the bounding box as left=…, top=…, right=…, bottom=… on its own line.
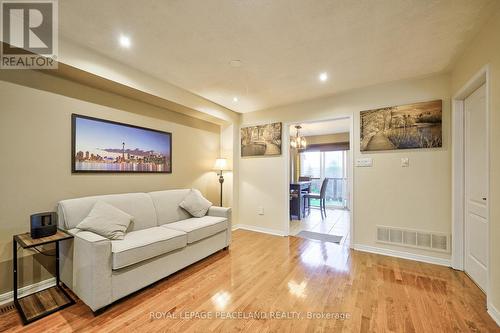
left=207, top=206, right=232, bottom=246
left=73, top=231, right=112, bottom=311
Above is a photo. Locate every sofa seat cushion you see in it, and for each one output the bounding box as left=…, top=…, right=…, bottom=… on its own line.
left=111, top=227, right=187, bottom=270
left=161, top=216, right=227, bottom=244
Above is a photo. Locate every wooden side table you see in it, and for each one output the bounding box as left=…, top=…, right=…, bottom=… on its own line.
left=13, top=230, right=75, bottom=324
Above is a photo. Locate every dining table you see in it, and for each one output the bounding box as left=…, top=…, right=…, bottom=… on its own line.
left=290, top=181, right=311, bottom=220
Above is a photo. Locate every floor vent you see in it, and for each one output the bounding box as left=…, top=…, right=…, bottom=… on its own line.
left=376, top=226, right=450, bottom=253
left=0, top=303, right=15, bottom=314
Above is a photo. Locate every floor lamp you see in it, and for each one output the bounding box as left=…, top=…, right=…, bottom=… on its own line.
left=214, top=158, right=230, bottom=206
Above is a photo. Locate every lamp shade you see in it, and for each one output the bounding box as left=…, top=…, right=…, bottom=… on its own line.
left=214, top=158, right=230, bottom=171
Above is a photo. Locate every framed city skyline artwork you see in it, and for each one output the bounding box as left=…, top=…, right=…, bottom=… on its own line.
left=72, top=114, right=172, bottom=173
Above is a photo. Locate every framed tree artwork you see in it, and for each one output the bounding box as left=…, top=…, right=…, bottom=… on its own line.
left=360, top=100, right=442, bottom=151
left=241, top=122, right=282, bottom=157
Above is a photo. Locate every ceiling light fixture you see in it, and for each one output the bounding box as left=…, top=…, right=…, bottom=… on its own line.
left=319, top=72, right=328, bottom=82
left=233, top=96, right=239, bottom=103
left=119, top=35, right=131, bottom=48
left=290, top=125, right=307, bottom=150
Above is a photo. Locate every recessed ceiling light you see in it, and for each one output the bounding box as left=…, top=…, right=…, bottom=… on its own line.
left=119, top=35, right=131, bottom=48
left=319, top=72, right=328, bottom=82
left=232, top=96, right=239, bottom=103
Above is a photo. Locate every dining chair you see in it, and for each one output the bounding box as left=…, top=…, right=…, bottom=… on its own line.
left=304, top=178, right=329, bottom=219
left=298, top=176, right=312, bottom=216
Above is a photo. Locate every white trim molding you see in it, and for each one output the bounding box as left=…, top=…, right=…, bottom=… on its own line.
left=451, top=98, right=465, bottom=270
left=232, top=224, right=286, bottom=237
left=353, top=244, right=451, bottom=267
left=349, top=115, right=355, bottom=249
left=283, top=121, right=291, bottom=236
left=0, top=277, right=56, bottom=306
left=488, top=302, right=500, bottom=327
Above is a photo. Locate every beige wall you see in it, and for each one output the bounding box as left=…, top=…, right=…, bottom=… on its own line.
left=451, top=3, right=500, bottom=312
left=0, top=70, right=221, bottom=294
left=304, top=132, right=350, bottom=145
left=239, top=73, right=451, bottom=260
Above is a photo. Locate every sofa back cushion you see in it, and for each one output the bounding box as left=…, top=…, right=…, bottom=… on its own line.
left=58, top=193, right=157, bottom=231
left=149, top=189, right=192, bottom=224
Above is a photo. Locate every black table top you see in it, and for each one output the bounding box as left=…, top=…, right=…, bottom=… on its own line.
left=290, top=181, right=312, bottom=185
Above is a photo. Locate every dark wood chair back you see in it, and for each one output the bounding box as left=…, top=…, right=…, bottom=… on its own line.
left=320, top=178, right=329, bottom=198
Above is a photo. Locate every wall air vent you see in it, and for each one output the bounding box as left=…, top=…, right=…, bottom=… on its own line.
left=377, top=227, right=390, bottom=242
left=376, top=226, right=450, bottom=253
left=389, top=229, right=403, bottom=244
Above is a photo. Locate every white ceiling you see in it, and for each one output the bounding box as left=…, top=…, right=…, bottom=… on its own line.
left=290, top=119, right=350, bottom=137
left=59, top=0, right=494, bottom=113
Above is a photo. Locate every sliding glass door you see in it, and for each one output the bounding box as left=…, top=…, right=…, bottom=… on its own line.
left=300, top=150, right=349, bottom=209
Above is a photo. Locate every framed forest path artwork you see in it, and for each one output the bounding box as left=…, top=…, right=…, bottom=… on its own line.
left=360, top=100, right=442, bottom=152
left=241, top=122, right=282, bottom=157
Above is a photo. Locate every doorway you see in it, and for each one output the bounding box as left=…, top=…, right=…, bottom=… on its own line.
left=452, top=65, right=490, bottom=300
left=287, top=118, right=352, bottom=247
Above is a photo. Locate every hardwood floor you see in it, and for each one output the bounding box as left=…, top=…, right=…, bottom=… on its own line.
left=290, top=208, right=351, bottom=247
left=1, top=230, right=498, bottom=332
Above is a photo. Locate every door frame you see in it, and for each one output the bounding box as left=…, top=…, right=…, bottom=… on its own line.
left=451, top=65, right=490, bottom=300
left=283, top=115, right=354, bottom=248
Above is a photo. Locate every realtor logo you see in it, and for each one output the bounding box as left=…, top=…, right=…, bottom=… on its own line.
left=1, top=0, right=58, bottom=69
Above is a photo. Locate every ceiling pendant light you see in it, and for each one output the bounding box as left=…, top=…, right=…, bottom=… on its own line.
left=290, top=125, right=307, bottom=150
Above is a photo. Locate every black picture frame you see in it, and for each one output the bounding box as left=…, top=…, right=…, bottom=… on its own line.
left=71, top=114, right=172, bottom=174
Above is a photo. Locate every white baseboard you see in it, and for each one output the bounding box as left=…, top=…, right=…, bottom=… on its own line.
left=0, top=277, right=56, bottom=306
left=488, top=302, right=500, bottom=327
left=232, top=224, right=286, bottom=237
left=353, top=244, right=451, bottom=267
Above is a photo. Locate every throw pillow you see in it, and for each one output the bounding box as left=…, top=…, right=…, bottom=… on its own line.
left=179, top=189, right=212, bottom=218
left=76, top=201, right=134, bottom=240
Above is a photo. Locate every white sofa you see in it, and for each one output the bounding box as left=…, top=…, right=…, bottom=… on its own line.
left=57, top=189, right=231, bottom=312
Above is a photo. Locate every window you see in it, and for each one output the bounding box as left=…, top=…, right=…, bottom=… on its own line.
left=324, top=151, right=345, bottom=179
left=299, top=150, right=349, bottom=208
left=299, top=151, right=321, bottom=178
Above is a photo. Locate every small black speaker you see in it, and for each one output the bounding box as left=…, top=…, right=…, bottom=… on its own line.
left=30, top=212, right=57, bottom=239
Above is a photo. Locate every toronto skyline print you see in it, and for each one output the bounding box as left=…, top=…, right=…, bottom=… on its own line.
left=72, top=115, right=172, bottom=173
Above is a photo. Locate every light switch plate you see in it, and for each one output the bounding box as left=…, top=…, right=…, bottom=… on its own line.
left=257, top=206, right=264, bottom=215
left=356, top=158, right=373, bottom=167
left=401, top=157, right=409, bottom=167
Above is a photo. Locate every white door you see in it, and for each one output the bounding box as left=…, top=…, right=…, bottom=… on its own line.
left=464, top=83, right=488, bottom=291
